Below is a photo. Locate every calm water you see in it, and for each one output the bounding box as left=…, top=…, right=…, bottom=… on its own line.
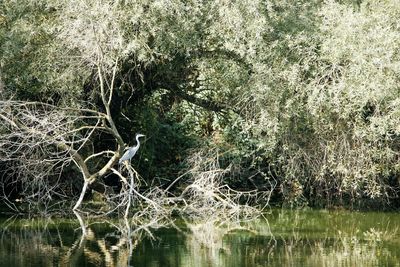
left=0, top=209, right=399, bottom=267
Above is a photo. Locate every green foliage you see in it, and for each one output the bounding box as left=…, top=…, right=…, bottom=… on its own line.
left=241, top=0, right=400, bottom=207
left=1, top=0, right=399, bottom=209
left=0, top=1, right=85, bottom=102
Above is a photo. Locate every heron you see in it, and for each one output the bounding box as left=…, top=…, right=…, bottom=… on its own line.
left=119, top=133, right=145, bottom=164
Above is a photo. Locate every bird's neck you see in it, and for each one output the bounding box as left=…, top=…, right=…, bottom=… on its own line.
left=135, top=135, right=141, bottom=148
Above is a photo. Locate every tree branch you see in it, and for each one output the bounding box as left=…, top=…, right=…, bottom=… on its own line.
left=164, top=85, right=227, bottom=113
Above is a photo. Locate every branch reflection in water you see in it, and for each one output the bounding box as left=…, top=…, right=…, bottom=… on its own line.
left=0, top=212, right=171, bottom=267
left=0, top=210, right=399, bottom=267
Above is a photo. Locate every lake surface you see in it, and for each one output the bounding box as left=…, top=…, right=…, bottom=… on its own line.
left=0, top=209, right=399, bottom=267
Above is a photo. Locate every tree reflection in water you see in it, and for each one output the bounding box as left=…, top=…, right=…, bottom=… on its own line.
left=0, top=212, right=170, bottom=267
left=181, top=217, right=264, bottom=267
left=0, top=210, right=399, bottom=267
left=178, top=211, right=400, bottom=267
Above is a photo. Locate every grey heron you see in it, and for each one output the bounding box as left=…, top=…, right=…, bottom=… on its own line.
left=119, top=133, right=145, bottom=164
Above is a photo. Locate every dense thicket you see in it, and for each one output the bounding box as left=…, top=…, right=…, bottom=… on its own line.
left=0, top=0, right=399, bottom=210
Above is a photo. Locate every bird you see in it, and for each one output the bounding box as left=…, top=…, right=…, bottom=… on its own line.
left=119, top=133, right=145, bottom=164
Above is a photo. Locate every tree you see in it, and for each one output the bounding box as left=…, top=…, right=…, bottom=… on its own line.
left=2, top=0, right=398, bottom=212
left=0, top=0, right=264, bottom=214
left=0, top=0, right=149, bottom=213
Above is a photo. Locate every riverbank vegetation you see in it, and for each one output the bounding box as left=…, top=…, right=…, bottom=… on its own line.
left=0, top=0, right=399, bottom=215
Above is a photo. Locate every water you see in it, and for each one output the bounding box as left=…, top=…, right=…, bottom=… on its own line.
left=0, top=209, right=399, bottom=267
